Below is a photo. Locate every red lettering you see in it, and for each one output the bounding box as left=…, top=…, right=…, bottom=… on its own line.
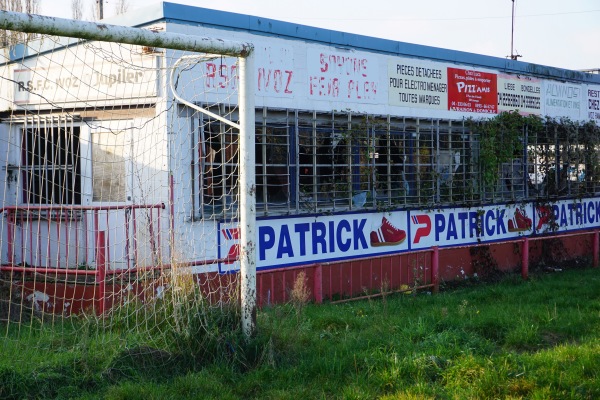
left=284, top=70, right=293, bottom=94
left=320, top=53, right=328, bottom=73
left=205, top=63, right=216, bottom=88
left=219, top=64, right=228, bottom=89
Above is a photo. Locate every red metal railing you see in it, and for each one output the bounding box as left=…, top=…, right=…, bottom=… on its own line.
left=0, top=203, right=165, bottom=273
left=256, top=246, right=440, bottom=307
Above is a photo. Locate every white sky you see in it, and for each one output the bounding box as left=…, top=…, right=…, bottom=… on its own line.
left=40, top=0, right=600, bottom=71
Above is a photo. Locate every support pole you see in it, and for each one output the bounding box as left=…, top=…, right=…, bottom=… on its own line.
left=431, top=246, right=440, bottom=293
left=593, top=231, right=599, bottom=268
left=97, top=0, right=104, bottom=20
left=239, top=54, right=256, bottom=339
left=96, top=231, right=106, bottom=315
left=314, top=264, right=323, bottom=304
left=521, top=237, right=529, bottom=280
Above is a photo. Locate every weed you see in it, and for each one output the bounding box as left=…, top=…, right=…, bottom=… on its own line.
left=289, top=271, right=311, bottom=321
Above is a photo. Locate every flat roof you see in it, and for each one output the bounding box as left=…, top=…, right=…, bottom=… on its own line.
left=111, top=1, right=599, bottom=84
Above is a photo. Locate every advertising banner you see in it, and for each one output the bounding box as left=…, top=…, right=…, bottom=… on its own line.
left=218, top=196, right=600, bottom=272
left=219, top=196, right=600, bottom=272
left=219, top=212, right=410, bottom=271
left=535, top=198, right=600, bottom=235
left=387, top=58, right=448, bottom=109
left=497, top=74, right=542, bottom=115
left=586, top=84, right=600, bottom=124
left=543, top=81, right=583, bottom=120
left=447, top=67, right=498, bottom=114
left=409, top=203, right=534, bottom=250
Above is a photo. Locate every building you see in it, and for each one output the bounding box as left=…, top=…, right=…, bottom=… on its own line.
left=1, top=2, right=599, bottom=312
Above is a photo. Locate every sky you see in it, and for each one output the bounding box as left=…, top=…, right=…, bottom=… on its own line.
left=38, top=0, right=600, bottom=72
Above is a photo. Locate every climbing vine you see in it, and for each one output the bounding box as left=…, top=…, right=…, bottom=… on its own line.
left=469, top=111, right=543, bottom=188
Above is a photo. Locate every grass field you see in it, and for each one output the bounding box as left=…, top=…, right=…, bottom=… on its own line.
left=2, top=267, right=600, bottom=399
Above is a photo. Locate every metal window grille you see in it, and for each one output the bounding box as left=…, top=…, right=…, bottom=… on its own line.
left=19, top=116, right=81, bottom=205
left=194, top=107, right=600, bottom=217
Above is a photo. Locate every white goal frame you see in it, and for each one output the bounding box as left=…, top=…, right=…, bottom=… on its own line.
left=0, top=10, right=257, bottom=338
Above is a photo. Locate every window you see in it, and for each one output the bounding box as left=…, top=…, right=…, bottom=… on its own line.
left=296, top=112, right=353, bottom=211
left=199, top=119, right=239, bottom=217
left=372, top=128, right=409, bottom=205
left=195, top=107, right=483, bottom=217
left=92, top=130, right=127, bottom=202
left=255, top=116, right=290, bottom=213
left=21, top=122, right=81, bottom=205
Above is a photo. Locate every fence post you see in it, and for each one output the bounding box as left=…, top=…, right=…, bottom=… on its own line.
left=521, top=237, right=529, bottom=280
left=6, top=210, right=14, bottom=265
left=96, top=231, right=106, bottom=315
left=313, top=264, right=323, bottom=304
left=432, top=246, right=440, bottom=293
left=594, top=231, right=599, bottom=268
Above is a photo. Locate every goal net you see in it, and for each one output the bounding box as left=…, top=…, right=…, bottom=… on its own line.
left=0, top=10, right=256, bottom=383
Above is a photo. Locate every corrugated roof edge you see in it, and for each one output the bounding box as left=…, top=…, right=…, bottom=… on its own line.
left=158, top=2, right=600, bottom=85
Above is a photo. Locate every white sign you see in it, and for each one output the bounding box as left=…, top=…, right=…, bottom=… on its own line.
left=409, top=203, right=535, bottom=250
left=543, top=81, right=583, bottom=120
left=14, top=57, right=157, bottom=105
left=388, top=57, right=448, bottom=110
left=220, top=212, right=409, bottom=270
left=217, top=196, right=600, bottom=271
left=497, top=73, right=542, bottom=115
left=586, top=84, right=600, bottom=123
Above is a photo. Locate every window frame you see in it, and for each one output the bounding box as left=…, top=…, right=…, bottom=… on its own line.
left=18, top=117, right=83, bottom=206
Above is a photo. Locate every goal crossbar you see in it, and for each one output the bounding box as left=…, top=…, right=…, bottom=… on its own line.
left=0, top=10, right=253, bottom=57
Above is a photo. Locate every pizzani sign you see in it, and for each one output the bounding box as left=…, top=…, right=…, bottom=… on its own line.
left=218, top=197, right=600, bottom=272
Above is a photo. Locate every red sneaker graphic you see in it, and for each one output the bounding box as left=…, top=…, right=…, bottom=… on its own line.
left=370, top=217, right=406, bottom=247
left=508, top=208, right=532, bottom=232
left=536, top=205, right=552, bottom=230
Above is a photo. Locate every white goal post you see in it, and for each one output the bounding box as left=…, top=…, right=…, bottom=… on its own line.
left=0, top=10, right=257, bottom=338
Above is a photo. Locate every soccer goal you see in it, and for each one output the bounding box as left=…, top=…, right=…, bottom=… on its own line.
left=0, top=8, right=257, bottom=368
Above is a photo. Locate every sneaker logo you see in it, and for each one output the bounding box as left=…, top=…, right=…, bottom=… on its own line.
left=507, top=208, right=532, bottom=232
left=370, top=217, right=406, bottom=247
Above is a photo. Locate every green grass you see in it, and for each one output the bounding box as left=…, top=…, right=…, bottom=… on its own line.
left=2, top=267, right=600, bottom=399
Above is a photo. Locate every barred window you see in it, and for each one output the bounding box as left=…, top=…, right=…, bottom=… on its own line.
left=527, top=137, right=595, bottom=199
left=372, top=128, right=409, bottom=206
left=200, top=120, right=238, bottom=217
left=193, top=108, right=486, bottom=217
left=21, top=121, right=81, bottom=205
left=255, top=122, right=292, bottom=213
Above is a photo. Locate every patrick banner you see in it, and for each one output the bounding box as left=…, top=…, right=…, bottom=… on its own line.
left=218, top=197, right=600, bottom=272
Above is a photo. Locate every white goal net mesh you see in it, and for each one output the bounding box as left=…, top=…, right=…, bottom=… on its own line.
left=0, top=19, right=249, bottom=378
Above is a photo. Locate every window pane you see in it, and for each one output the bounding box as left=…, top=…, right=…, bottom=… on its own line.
left=255, top=124, right=289, bottom=210
left=92, top=130, right=127, bottom=202
left=21, top=125, right=80, bottom=205
left=201, top=121, right=239, bottom=216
